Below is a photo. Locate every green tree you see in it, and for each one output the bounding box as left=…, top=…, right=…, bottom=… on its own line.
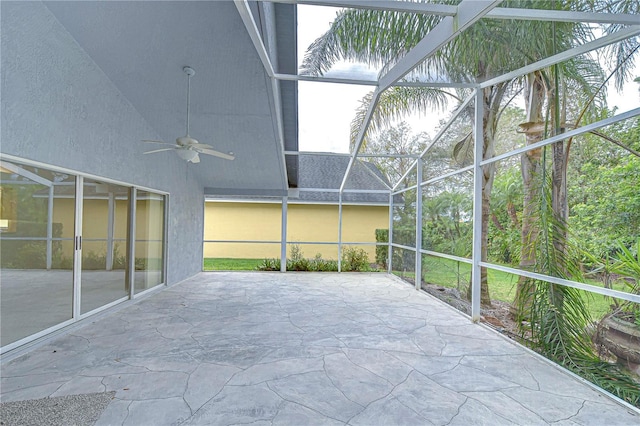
left=302, top=0, right=640, bottom=403
left=569, top=116, right=640, bottom=258
left=362, top=121, right=429, bottom=187
left=301, top=1, right=605, bottom=307
left=302, top=5, right=518, bottom=306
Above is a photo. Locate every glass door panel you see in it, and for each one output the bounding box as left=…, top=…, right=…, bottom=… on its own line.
left=81, top=179, right=129, bottom=314
left=0, top=161, right=75, bottom=346
left=134, top=190, right=165, bottom=294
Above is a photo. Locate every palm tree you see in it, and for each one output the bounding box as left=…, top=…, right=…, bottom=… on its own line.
left=302, top=0, right=640, bottom=404
left=301, top=1, right=600, bottom=307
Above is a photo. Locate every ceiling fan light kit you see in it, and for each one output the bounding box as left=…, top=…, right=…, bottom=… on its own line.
left=176, top=149, right=199, bottom=163
left=142, top=65, right=235, bottom=163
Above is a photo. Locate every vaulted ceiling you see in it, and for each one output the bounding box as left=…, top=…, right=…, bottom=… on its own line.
left=44, top=1, right=298, bottom=194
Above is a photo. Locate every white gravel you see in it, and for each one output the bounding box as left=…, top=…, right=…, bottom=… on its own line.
left=0, top=392, right=115, bottom=426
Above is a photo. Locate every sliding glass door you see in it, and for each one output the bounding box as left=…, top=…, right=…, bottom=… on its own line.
left=0, top=161, right=75, bottom=346
left=1, top=157, right=167, bottom=351
left=134, top=190, right=165, bottom=294
left=81, top=179, right=130, bottom=314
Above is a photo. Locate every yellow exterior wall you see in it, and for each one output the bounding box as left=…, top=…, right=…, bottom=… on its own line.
left=204, top=202, right=282, bottom=241
left=52, top=197, right=161, bottom=260
left=204, top=201, right=389, bottom=260
left=135, top=198, right=164, bottom=260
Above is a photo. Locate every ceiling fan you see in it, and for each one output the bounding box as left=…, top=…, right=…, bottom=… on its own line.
left=142, top=66, right=234, bottom=163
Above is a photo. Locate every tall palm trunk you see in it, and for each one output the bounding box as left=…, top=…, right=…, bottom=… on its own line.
left=513, top=71, right=545, bottom=318
left=472, top=82, right=508, bottom=307
left=551, top=79, right=569, bottom=267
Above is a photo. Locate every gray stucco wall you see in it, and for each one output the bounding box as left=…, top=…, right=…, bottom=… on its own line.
left=1, top=1, right=203, bottom=284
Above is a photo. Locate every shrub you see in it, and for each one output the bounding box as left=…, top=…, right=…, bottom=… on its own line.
left=14, top=242, right=47, bottom=269
left=376, top=228, right=406, bottom=270
left=375, top=229, right=388, bottom=268
left=256, top=258, right=281, bottom=271
left=341, top=246, right=370, bottom=272
left=310, top=253, right=338, bottom=272
left=256, top=245, right=368, bottom=272
left=288, top=256, right=311, bottom=271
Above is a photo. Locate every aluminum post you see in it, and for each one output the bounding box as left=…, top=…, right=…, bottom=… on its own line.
left=471, top=88, right=484, bottom=321
left=388, top=192, right=393, bottom=274
left=415, top=160, right=423, bottom=290
left=46, top=186, right=54, bottom=270
left=126, top=187, right=136, bottom=298
left=106, top=191, right=115, bottom=271
left=281, top=196, right=288, bottom=272
left=338, top=191, right=343, bottom=272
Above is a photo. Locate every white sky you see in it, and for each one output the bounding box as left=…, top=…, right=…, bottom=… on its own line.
left=296, top=5, right=639, bottom=154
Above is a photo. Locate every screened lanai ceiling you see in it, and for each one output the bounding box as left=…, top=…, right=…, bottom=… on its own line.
left=43, top=0, right=298, bottom=195
left=42, top=0, right=639, bottom=195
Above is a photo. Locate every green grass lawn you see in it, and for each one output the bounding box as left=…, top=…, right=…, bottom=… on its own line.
left=396, top=256, right=628, bottom=321
left=206, top=256, right=626, bottom=320
left=203, top=258, right=265, bottom=271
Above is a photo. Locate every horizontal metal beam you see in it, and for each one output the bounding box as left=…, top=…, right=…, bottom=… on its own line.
left=481, top=262, right=640, bottom=304
left=357, top=153, right=419, bottom=158
left=488, top=8, right=640, bottom=25
left=390, top=243, right=418, bottom=252
left=394, top=80, right=478, bottom=89
left=276, top=73, right=377, bottom=86
left=268, top=0, right=456, bottom=16
left=419, top=249, right=473, bottom=265
left=276, top=73, right=478, bottom=88
left=205, top=239, right=383, bottom=246
left=268, top=0, right=639, bottom=25
left=285, top=151, right=418, bottom=159
left=481, top=25, right=640, bottom=88
left=392, top=92, right=475, bottom=191
left=300, top=187, right=390, bottom=193
left=204, top=187, right=289, bottom=197
left=204, top=239, right=281, bottom=244
left=421, top=165, right=473, bottom=187
left=482, top=107, right=640, bottom=166
left=0, top=160, right=52, bottom=187
left=378, top=0, right=502, bottom=91
left=392, top=184, right=419, bottom=196
left=284, top=150, right=349, bottom=156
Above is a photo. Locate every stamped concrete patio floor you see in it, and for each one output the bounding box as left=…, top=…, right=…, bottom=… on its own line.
left=2, top=272, right=639, bottom=425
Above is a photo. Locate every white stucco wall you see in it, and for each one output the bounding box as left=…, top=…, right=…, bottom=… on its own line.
left=1, top=1, right=203, bottom=284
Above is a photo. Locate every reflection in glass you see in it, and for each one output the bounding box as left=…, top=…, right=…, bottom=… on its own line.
left=81, top=179, right=129, bottom=314
left=134, top=190, right=165, bottom=294
left=0, top=161, right=74, bottom=346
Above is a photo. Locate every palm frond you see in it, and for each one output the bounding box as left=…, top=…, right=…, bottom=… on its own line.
left=517, top=165, right=640, bottom=407
left=599, top=0, right=640, bottom=91
left=349, top=87, right=452, bottom=150
left=300, top=9, right=440, bottom=76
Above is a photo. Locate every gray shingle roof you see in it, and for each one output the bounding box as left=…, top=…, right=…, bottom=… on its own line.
left=296, top=154, right=390, bottom=204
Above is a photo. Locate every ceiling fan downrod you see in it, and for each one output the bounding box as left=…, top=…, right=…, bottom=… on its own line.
left=183, top=66, right=195, bottom=137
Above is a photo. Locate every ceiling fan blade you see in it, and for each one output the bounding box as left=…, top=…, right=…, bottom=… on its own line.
left=144, top=148, right=175, bottom=154
left=191, top=153, right=201, bottom=163
left=196, top=147, right=235, bottom=160
left=190, top=142, right=213, bottom=149
left=142, top=139, right=171, bottom=144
